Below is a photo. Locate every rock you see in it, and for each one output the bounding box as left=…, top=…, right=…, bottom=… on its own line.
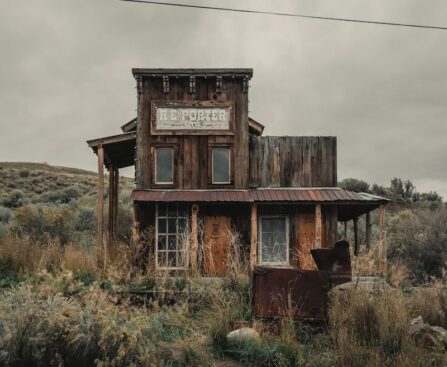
left=227, top=327, right=260, bottom=342
left=409, top=316, right=447, bottom=350
left=332, top=276, right=390, bottom=294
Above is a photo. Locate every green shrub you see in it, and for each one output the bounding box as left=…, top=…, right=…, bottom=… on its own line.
left=41, top=186, right=81, bottom=204
left=19, top=169, right=29, bottom=178
left=173, top=347, right=212, bottom=367
left=74, top=207, right=96, bottom=232
left=2, top=190, right=25, bottom=208
left=0, top=206, right=13, bottom=224
left=14, top=205, right=73, bottom=244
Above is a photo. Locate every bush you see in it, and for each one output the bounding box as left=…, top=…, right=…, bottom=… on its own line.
left=41, top=186, right=81, bottom=204
left=2, top=190, right=25, bottom=208
left=14, top=205, right=73, bottom=244
left=74, top=207, right=96, bottom=232
left=387, top=208, right=447, bottom=282
left=0, top=206, right=13, bottom=224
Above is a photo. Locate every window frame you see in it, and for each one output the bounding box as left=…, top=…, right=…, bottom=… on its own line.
left=208, top=144, right=233, bottom=186
left=258, top=215, right=290, bottom=266
left=151, top=144, right=178, bottom=187
left=155, top=204, right=189, bottom=270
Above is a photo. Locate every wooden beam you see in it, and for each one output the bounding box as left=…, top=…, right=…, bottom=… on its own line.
left=107, top=165, right=114, bottom=250
left=113, top=168, right=119, bottom=236
left=97, top=145, right=105, bottom=269
left=344, top=221, right=348, bottom=239
left=353, top=217, right=359, bottom=256
left=250, top=204, right=258, bottom=270
left=365, top=211, right=371, bottom=251
left=315, top=204, right=322, bottom=249
left=130, top=203, right=140, bottom=279
left=191, top=204, right=199, bottom=271
left=378, top=204, right=386, bottom=275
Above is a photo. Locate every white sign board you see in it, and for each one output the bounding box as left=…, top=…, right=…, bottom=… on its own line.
left=155, top=107, right=230, bottom=130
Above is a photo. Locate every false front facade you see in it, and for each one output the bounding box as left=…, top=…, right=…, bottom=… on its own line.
left=88, top=68, right=388, bottom=275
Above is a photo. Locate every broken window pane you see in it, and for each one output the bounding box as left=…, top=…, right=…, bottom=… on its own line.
left=212, top=147, right=230, bottom=183
left=155, top=147, right=173, bottom=183
left=261, top=217, right=288, bottom=264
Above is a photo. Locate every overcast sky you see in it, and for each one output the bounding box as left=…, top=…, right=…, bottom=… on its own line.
left=1, top=0, right=446, bottom=198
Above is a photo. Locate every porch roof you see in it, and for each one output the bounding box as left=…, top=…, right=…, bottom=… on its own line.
left=131, top=188, right=389, bottom=221
left=87, top=132, right=136, bottom=169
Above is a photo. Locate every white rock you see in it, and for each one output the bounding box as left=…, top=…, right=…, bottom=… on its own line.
left=227, top=327, right=260, bottom=342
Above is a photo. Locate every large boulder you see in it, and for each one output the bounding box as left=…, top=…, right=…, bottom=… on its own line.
left=227, top=327, right=260, bottom=343
left=409, top=316, right=447, bottom=350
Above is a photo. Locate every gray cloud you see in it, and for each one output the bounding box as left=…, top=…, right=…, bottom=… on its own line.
left=1, top=0, right=446, bottom=197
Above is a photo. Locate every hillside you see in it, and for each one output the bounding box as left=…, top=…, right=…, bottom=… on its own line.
left=0, top=162, right=134, bottom=207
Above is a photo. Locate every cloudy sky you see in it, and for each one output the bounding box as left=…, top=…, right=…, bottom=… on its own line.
left=1, top=0, right=446, bottom=197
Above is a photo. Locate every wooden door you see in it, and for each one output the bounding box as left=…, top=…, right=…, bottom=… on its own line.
left=203, top=216, right=231, bottom=276
left=296, top=214, right=326, bottom=270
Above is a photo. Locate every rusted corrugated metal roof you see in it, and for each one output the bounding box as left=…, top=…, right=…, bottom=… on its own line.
left=131, top=188, right=389, bottom=203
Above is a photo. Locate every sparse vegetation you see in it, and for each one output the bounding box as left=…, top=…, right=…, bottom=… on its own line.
left=0, top=164, right=446, bottom=366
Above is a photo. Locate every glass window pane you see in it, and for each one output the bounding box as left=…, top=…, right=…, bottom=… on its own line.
left=212, top=148, right=230, bottom=183
left=156, top=148, right=173, bottom=183
left=168, top=235, right=177, bottom=250
left=157, top=235, right=166, bottom=251
left=261, top=218, right=288, bottom=263
left=158, top=204, right=167, bottom=217
left=158, top=218, right=166, bottom=233
left=168, top=218, right=177, bottom=233
left=168, top=252, right=177, bottom=267
left=167, top=205, right=177, bottom=217
left=177, top=218, right=187, bottom=233
left=158, top=252, right=166, bottom=267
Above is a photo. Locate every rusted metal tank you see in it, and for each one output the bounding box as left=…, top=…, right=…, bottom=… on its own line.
left=252, top=241, right=352, bottom=320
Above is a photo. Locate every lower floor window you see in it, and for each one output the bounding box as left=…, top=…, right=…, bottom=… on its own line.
left=156, top=204, right=188, bottom=269
left=259, top=216, right=289, bottom=265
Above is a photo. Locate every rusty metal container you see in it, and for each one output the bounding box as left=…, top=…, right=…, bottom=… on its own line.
left=252, top=241, right=352, bottom=320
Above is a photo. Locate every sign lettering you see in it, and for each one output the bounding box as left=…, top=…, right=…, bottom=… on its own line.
left=155, top=107, right=230, bottom=130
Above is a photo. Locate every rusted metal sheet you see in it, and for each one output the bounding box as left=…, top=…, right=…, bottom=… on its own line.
left=131, top=188, right=388, bottom=204
left=252, top=241, right=352, bottom=320
left=252, top=267, right=331, bottom=320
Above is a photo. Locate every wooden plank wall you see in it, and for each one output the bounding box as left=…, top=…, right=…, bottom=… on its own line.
left=136, top=76, right=249, bottom=190
left=249, top=136, right=337, bottom=188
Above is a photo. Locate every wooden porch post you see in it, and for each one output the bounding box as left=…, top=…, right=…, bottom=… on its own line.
left=344, top=221, right=348, bottom=239
left=107, top=165, right=115, bottom=250
left=315, top=204, right=322, bottom=249
left=191, top=204, right=199, bottom=271
left=353, top=217, right=359, bottom=256
left=113, top=168, right=119, bottom=237
left=131, top=203, right=140, bottom=279
left=378, top=204, right=386, bottom=275
left=250, top=204, right=258, bottom=270
left=365, top=211, right=371, bottom=251
left=97, top=145, right=105, bottom=269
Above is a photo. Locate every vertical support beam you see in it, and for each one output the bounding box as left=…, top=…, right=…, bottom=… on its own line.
left=378, top=204, right=386, bottom=275
left=191, top=204, right=199, bottom=271
left=130, top=202, right=140, bottom=279
left=344, top=221, right=348, bottom=239
left=107, top=165, right=115, bottom=249
left=315, top=204, right=322, bottom=249
left=97, top=145, right=105, bottom=269
left=113, top=168, right=119, bottom=236
left=250, top=204, right=258, bottom=270
left=365, top=211, right=371, bottom=251
left=353, top=217, right=359, bottom=256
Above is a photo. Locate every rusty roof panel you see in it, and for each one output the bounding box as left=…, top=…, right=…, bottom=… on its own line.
left=131, top=188, right=389, bottom=203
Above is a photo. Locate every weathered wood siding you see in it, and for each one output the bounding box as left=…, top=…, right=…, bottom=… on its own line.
left=136, top=76, right=249, bottom=190
left=249, top=136, right=337, bottom=188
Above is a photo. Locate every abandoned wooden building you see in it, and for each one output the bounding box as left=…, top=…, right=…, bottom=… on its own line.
left=87, top=68, right=389, bottom=276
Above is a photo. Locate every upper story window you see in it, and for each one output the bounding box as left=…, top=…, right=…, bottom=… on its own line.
left=155, top=147, right=174, bottom=184
left=212, top=147, right=230, bottom=184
